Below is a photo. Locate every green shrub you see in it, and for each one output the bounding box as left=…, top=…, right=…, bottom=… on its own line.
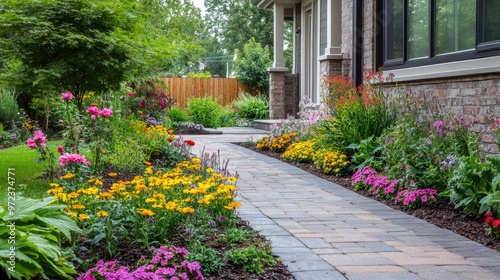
left=218, top=106, right=237, bottom=127
left=0, top=89, right=19, bottom=129
left=232, top=92, right=269, bottom=121
left=187, top=96, right=222, bottom=129
left=168, top=106, right=189, bottom=123
left=108, top=137, right=147, bottom=173
left=0, top=193, right=81, bottom=280
left=225, top=244, right=277, bottom=274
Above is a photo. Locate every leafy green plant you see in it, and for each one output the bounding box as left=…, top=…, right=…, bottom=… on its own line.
left=446, top=154, right=500, bottom=215
left=168, top=106, right=189, bottom=123
left=186, top=243, right=223, bottom=276
left=218, top=105, right=237, bottom=127
left=232, top=92, right=269, bottom=121
left=318, top=72, right=398, bottom=154
left=218, top=228, right=254, bottom=244
left=348, top=136, right=383, bottom=170
left=108, top=137, right=147, bottom=173
left=0, top=88, right=19, bottom=129
left=225, top=244, right=277, bottom=274
left=187, top=96, right=222, bottom=128
left=0, top=192, right=81, bottom=280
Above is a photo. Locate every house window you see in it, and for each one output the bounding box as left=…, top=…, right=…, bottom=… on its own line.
left=381, top=0, right=500, bottom=69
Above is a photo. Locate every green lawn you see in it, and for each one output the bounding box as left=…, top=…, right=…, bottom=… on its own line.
left=0, top=141, right=62, bottom=198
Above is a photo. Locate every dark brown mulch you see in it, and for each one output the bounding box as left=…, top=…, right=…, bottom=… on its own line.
left=242, top=145, right=500, bottom=253
left=174, top=127, right=210, bottom=135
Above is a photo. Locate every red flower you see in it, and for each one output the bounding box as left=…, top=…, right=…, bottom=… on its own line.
left=185, top=140, right=195, bottom=146
left=493, top=219, right=500, bottom=229
left=486, top=211, right=493, bottom=217
left=167, top=137, right=174, bottom=142
left=485, top=216, right=494, bottom=226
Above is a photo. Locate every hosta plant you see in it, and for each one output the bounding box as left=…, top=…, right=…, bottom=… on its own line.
left=0, top=192, right=81, bottom=280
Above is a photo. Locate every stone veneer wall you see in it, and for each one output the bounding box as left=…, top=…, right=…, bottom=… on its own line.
left=269, top=72, right=299, bottom=119
left=385, top=74, right=500, bottom=155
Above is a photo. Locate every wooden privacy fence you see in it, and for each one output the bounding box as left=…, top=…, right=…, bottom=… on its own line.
left=155, top=78, right=251, bottom=108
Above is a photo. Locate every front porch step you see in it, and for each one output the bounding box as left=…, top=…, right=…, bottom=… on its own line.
left=253, top=119, right=283, bottom=131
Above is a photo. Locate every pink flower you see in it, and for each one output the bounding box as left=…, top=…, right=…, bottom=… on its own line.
left=99, top=108, right=113, bottom=118
left=58, top=119, right=64, bottom=124
left=91, top=115, right=96, bottom=121
left=87, top=106, right=100, bottom=115
left=26, top=130, right=47, bottom=149
left=127, top=92, right=135, bottom=97
left=58, top=153, right=90, bottom=167
left=61, top=91, right=74, bottom=101
left=57, top=146, right=64, bottom=154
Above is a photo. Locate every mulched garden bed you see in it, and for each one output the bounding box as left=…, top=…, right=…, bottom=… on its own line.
left=74, top=165, right=295, bottom=280
left=241, top=145, right=500, bottom=253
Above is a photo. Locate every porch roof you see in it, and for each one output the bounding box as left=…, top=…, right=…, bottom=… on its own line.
left=252, top=0, right=300, bottom=10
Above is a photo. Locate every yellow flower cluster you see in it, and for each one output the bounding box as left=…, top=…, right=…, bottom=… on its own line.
left=281, top=140, right=315, bottom=163
left=47, top=157, right=240, bottom=224
left=256, top=132, right=299, bottom=153
left=314, top=150, right=350, bottom=175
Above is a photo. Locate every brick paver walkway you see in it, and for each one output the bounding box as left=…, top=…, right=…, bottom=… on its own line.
left=187, top=128, right=500, bottom=280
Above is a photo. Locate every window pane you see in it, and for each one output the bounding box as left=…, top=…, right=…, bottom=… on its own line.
left=435, top=0, right=475, bottom=54
left=485, top=0, right=500, bottom=42
left=385, top=0, right=404, bottom=59
left=408, top=0, right=429, bottom=59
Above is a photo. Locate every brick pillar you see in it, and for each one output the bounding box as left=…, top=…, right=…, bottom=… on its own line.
left=269, top=71, right=286, bottom=119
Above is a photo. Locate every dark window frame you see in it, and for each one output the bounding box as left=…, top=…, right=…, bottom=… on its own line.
left=377, top=0, right=500, bottom=70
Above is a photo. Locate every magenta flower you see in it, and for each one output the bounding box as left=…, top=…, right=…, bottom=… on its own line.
left=61, top=91, right=74, bottom=101
left=91, top=115, right=96, bottom=121
left=58, top=153, right=90, bottom=167
left=58, top=119, right=64, bottom=124
left=127, top=92, right=135, bottom=97
left=57, top=146, right=64, bottom=154
left=26, top=130, right=47, bottom=149
left=99, top=108, right=113, bottom=118
left=87, top=106, right=100, bottom=115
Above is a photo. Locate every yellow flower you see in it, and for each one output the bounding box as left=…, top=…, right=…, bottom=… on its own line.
left=223, top=201, right=242, bottom=210
left=98, top=192, right=114, bottom=199
left=87, top=178, right=96, bottom=183
left=60, top=172, right=76, bottom=180
left=108, top=172, right=118, bottom=177
left=79, top=213, right=90, bottom=221
left=144, top=161, right=152, bottom=166
left=165, top=201, right=179, bottom=211
left=49, top=183, right=60, bottom=187
left=197, top=198, right=210, bottom=205
left=145, top=167, right=153, bottom=175
left=97, top=210, right=109, bottom=217
left=72, top=204, right=85, bottom=210
left=137, top=208, right=155, bottom=217
left=67, top=192, right=80, bottom=199
left=135, top=184, right=147, bottom=192
left=178, top=207, right=195, bottom=214
left=206, top=168, right=215, bottom=173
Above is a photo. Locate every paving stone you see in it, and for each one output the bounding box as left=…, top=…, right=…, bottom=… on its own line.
left=344, top=272, right=422, bottom=280
left=292, top=270, right=347, bottom=280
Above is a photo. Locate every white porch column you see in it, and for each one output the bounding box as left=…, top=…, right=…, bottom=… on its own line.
left=324, top=0, right=342, bottom=57
left=272, top=3, right=288, bottom=70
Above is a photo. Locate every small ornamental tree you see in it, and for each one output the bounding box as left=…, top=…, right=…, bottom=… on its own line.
left=234, top=38, right=272, bottom=92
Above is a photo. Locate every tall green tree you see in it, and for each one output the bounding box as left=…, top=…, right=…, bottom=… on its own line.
left=0, top=0, right=204, bottom=111
left=201, top=0, right=273, bottom=77
left=234, top=38, right=272, bottom=92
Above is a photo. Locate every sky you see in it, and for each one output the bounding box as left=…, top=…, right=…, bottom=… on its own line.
left=191, top=0, right=206, bottom=14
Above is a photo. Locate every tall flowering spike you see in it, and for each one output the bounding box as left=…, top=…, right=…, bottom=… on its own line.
left=61, top=91, right=74, bottom=101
